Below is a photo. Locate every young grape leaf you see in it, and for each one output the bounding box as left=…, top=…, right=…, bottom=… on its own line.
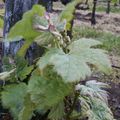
left=34, top=32, right=54, bottom=46
left=87, top=98, right=114, bottom=120
left=33, top=14, right=66, bottom=46
left=33, top=15, right=48, bottom=29
left=0, top=69, right=15, bottom=81
left=68, top=38, right=102, bottom=49
left=60, top=0, right=82, bottom=30
left=68, top=38, right=111, bottom=74
left=37, top=48, right=63, bottom=70
left=8, top=5, right=45, bottom=41
left=1, top=83, right=27, bottom=120
left=49, top=52, right=91, bottom=82
left=56, top=19, right=66, bottom=32
left=7, top=5, right=46, bottom=56
left=0, top=18, right=3, bottom=28
left=2, top=56, right=15, bottom=71
left=76, top=80, right=109, bottom=103
left=79, top=97, right=114, bottom=120
left=15, top=56, right=34, bottom=81
left=38, top=39, right=111, bottom=82
left=27, top=69, right=72, bottom=109
left=50, top=14, right=66, bottom=32
left=18, top=94, right=36, bottom=120
left=48, top=101, right=65, bottom=120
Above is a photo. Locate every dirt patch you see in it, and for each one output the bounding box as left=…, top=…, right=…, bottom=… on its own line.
left=108, top=83, right=120, bottom=120
left=74, top=10, right=120, bottom=35
left=110, top=55, right=120, bottom=68
left=96, top=55, right=120, bottom=120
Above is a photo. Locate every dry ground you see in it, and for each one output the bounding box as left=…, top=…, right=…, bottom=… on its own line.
left=74, top=10, right=120, bottom=35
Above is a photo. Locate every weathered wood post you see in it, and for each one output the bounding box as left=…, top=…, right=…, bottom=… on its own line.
left=91, top=0, right=97, bottom=25
left=106, top=0, right=111, bottom=14
left=3, top=0, right=39, bottom=57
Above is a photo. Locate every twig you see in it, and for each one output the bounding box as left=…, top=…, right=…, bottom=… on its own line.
left=112, top=65, right=120, bottom=69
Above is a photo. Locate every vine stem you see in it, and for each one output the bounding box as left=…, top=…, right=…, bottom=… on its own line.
left=66, top=92, right=79, bottom=120
left=17, top=40, right=33, bottom=57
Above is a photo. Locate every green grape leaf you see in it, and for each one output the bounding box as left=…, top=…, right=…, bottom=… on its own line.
left=48, top=101, right=65, bottom=120
left=17, top=65, right=34, bottom=81
left=8, top=5, right=45, bottom=41
left=15, top=57, right=34, bottom=81
left=76, top=80, right=109, bottom=103
left=0, top=69, right=15, bottom=81
left=18, top=94, right=36, bottom=120
left=79, top=97, right=114, bottom=120
left=0, top=9, right=4, bottom=18
left=49, top=52, right=91, bottom=82
left=27, top=69, right=72, bottom=109
left=34, top=32, right=54, bottom=46
left=60, top=0, right=82, bottom=30
left=68, top=38, right=102, bottom=49
left=33, top=15, right=48, bottom=28
left=50, top=14, right=66, bottom=32
left=1, top=57, right=16, bottom=82
left=87, top=98, right=114, bottom=120
left=0, top=18, right=3, bottom=28
left=68, top=38, right=111, bottom=74
left=56, top=19, right=66, bottom=32
left=37, top=48, right=63, bottom=70
left=2, top=56, right=15, bottom=71
left=38, top=39, right=111, bottom=82
left=1, top=83, right=27, bottom=120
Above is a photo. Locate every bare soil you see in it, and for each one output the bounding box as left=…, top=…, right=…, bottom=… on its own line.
left=74, top=10, right=120, bottom=35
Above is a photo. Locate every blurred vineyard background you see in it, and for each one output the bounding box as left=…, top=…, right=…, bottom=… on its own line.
left=0, top=0, right=120, bottom=120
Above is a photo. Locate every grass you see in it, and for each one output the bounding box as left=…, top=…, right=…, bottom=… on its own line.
left=73, top=26, right=120, bottom=55
left=54, top=1, right=120, bottom=14
left=95, top=5, right=120, bottom=13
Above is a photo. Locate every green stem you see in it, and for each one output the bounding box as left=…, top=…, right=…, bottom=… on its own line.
left=17, top=40, right=33, bottom=57
left=70, top=113, right=83, bottom=120
left=66, top=92, right=79, bottom=120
